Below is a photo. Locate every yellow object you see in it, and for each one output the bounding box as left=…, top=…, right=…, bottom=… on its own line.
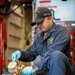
left=12, top=64, right=25, bottom=75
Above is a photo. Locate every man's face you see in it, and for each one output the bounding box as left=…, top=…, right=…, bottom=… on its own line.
left=37, top=16, right=53, bottom=33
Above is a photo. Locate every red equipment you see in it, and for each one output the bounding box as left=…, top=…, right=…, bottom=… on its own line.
left=0, top=0, right=7, bottom=74
left=17, top=0, right=33, bottom=3
left=0, top=0, right=5, bottom=5
left=0, top=23, right=2, bottom=74
left=0, top=19, right=7, bottom=74
left=70, top=28, right=75, bottom=66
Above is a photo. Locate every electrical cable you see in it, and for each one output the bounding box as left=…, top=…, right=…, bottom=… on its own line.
left=0, top=3, right=22, bottom=21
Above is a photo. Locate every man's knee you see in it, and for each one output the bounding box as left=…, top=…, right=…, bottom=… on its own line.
left=47, top=51, right=67, bottom=69
left=50, top=51, right=67, bottom=62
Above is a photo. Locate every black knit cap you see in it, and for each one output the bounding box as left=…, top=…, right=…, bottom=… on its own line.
left=31, top=8, right=52, bottom=26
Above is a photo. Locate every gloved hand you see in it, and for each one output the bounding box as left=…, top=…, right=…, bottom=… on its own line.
left=21, top=66, right=35, bottom=75
left=11, top=50, right=21, bottom=61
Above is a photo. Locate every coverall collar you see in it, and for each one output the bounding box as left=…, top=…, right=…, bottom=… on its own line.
left=39, top=22, right=57, bottom=43
left=48, top=22, right=56, bottom=33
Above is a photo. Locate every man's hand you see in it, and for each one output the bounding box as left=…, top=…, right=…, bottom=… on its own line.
left=21, top=66, right=36, bottom=75
left=11, top=50, right=21, bottom=61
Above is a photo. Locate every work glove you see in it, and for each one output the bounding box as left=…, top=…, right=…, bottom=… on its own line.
left=21, top=66, right=35, bottom=75
left=11, top=50, right=21, bottom=61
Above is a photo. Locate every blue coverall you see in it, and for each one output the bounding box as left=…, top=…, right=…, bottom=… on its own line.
left=19, top=22, right=72, bottom=75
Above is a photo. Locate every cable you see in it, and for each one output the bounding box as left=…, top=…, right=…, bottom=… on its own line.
left=0, top=3, right=22, bottom=21
left=7, top=3, right=22, bottom=15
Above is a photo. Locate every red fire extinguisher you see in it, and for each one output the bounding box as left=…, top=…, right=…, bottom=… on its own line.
left=0, top=23, right=3, bottom=74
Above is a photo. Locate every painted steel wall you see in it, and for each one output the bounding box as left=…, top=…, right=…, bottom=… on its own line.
left=35, top=0, right=75, bottom=21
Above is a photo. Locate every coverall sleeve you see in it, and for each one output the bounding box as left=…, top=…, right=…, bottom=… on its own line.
left=19, top=39, right=39, bottom=62
left=35, top=28, right=70, bottom=71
